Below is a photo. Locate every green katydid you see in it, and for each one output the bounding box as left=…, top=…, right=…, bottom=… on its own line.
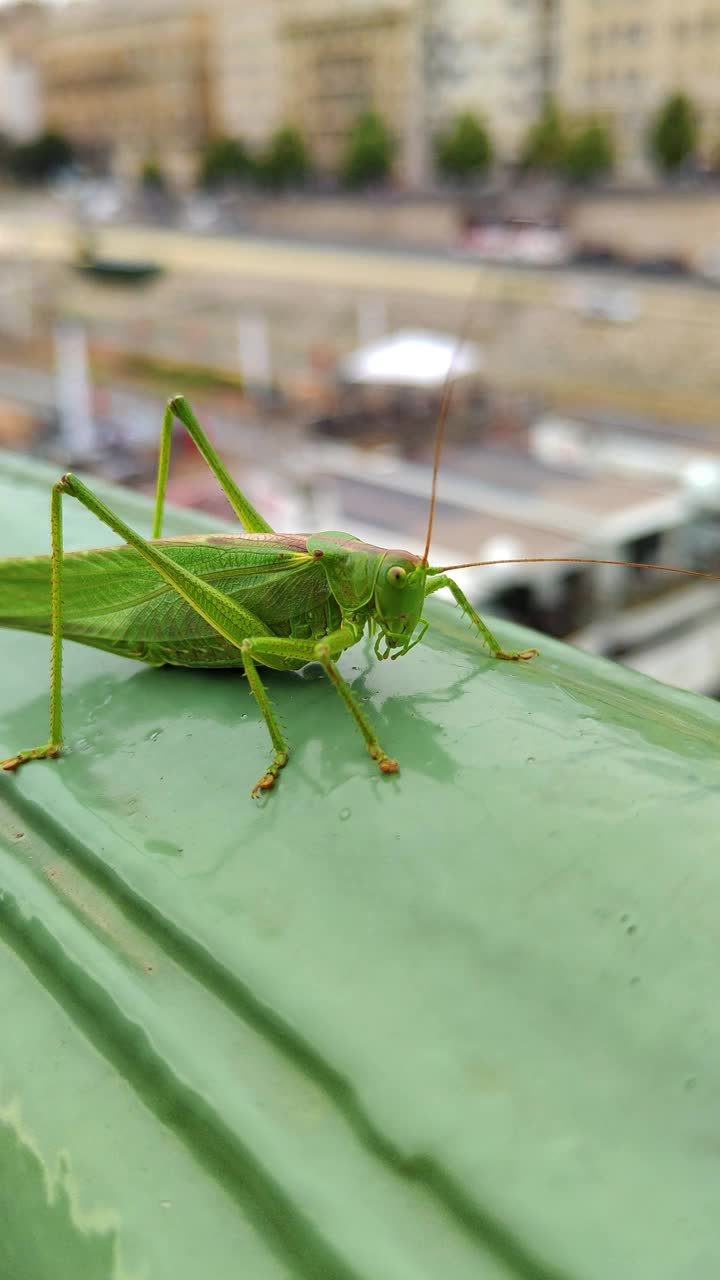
left=0, top=393, right=718, bottom=797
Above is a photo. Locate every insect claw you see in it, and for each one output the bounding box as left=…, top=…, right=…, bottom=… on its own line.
left=493, top=647, right=539, bottom=662
left=251, top=774, right=276, bottom=798
left=1, top=743, right=60, bottom=771
left=251, top=751, right=288, bottom=798
left=369, top=744, right=399, bottom=775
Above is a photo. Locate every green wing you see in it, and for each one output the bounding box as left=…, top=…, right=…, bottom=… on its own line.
left=0, top=536, right=335, bottom=668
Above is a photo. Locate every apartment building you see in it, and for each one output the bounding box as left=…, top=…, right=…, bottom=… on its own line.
left=207, top=3, right=279, bottom=151
left=211, top=0, right=556, bottom=184
left=11, top=0, right=556, bottom=183
left=37, top=0, right=212, bottom=184
left=423, top=0, right=556, bottom=165
left=26, top=0, right=720, bottom=184
left=556, top=0, right=720, bottom=173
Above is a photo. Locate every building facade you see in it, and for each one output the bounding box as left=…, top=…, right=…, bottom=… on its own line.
left=210, top=0, right=556, bottom=185
left=211, top=0, right=424, bottom=182
left=556, top=0, right=720, bottom=174
left=38, top=0, right=212, bottom=184
left=14, top=0, right=557, bottom=185
left=208, top=3, right=280, bottom=150
left=25, top=0, right=720, bottom=185
left=423, top=0, right=555, bottom=167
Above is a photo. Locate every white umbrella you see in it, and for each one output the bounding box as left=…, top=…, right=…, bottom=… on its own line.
left=338, top=329, right=484, bottom=389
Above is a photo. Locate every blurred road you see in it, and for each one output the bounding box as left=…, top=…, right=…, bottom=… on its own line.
left=0, top=202, right=712, bottom=309
left=0, top=206, right=549, bottom=301
left=3, top=202, right=720, bottom=426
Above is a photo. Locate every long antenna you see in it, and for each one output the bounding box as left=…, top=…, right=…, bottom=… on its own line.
left=430, top=556, right=720, bottom=582
left=421, top=284, right=479, bottom=566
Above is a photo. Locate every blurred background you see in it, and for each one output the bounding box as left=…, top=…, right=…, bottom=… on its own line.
left=3, top=0, right=720, bottom=693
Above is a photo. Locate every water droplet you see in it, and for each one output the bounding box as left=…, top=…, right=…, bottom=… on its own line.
left=339, top=808, right=351, bottom=821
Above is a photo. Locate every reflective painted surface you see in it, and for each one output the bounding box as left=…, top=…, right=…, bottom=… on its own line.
left=2, top=453, right=720, bottom=1279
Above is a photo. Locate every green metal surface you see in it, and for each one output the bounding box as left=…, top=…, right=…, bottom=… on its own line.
left=1, top=450, right=719, bottom=1280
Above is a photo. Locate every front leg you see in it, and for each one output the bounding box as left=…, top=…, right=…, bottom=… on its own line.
left=425, top=575, right=538, bottom=661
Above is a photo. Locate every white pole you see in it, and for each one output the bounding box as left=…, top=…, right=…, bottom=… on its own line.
left=237, top=311, right=271, bottom=387
left=356, top=297, right=387, bottom=347
left=54, top=321, right=96, bottom=456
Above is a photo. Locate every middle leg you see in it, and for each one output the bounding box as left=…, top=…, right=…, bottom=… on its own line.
left=241, top=626, right=398, bottom=796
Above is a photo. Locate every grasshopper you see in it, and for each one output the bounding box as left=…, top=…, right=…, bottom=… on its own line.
left=0, top=394, right=716, bottom=796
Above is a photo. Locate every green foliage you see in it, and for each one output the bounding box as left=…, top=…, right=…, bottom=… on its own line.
left=8, top=131, right=74, bottom=183
left=257, top=125, right=310, bottom=191
left=197, top=136, right=253, bottom=189
left=711, top=137, right=720, bottom=175
left=520, top=99, right=566, bottom=172
left=650, top=93, right=698, bottom=173
left=435, top=112, right=493, bottom=182
left=341, top=111, right=394, bottom=189
left=140, top=156, right=167, bottom=191
left=563, top=123, right=615, bottom=184
left=121, top=352, right=244, bottom=392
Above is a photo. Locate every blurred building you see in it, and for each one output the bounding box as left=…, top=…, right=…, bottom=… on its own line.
left=208, top=4, right=279, bottom=151
left=5, top=0, right=555, bottom=185
left=307, top=434, right=720, bottom=696
left=557, top=0, right=720, bottom=175
left=211, top=0, right=422, bottom=179
left=37, top=0, right=212, bottom=185
left=0, top=1, right=45, bottom=142
left=24, top=0, right=720, bottom=185
left=279, top=0, right=423, bottom=182
left=214, top=0, right=554, bottom=184
left=423, top=0, right=556, bottom=169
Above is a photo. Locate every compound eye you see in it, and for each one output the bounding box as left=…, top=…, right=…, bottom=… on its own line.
left=387, top=565, right=406, bottom=586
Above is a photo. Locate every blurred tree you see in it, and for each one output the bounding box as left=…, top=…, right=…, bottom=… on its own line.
left=650, top=93, right=698, bottom=174
left=341, top=111, right=394, bottom=189
left=435, top=112, right=493, bottom=183
left=710, top=137, right=720, bottom=175
left=197, top=136, right=253, bottom=189
left=563, top=123, right=615, bottom=184
left=9, top=131, right=74, bottom=183
left=258, top=126, right=310, bottom=191
left=140, top=156, right=167, bottom=192
left=520, top=99, right=566, bottom=172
